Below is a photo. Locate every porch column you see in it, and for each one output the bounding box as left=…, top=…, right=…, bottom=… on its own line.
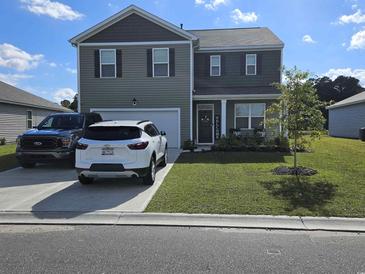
left=221, top=99, right=227, bottom=137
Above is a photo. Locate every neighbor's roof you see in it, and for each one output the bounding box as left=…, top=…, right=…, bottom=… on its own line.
left=189, top=27, right=284, bottom=50
left=327, top=91, right=365, bottom=110
left=0, top=81, right=72, bottom=112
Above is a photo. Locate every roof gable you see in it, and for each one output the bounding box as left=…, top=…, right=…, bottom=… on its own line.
left=70, top=5, right=197, bottom=44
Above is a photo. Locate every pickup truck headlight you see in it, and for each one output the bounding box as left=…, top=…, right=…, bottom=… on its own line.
left=16, top=136, right=22, bottom=147
left=60, top=137, right=71, bottom=148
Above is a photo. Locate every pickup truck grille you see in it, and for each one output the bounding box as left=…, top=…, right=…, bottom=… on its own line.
left=21, top=137, right=60, bottom=150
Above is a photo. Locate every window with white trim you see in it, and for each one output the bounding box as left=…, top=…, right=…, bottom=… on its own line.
left=100, top=49, right=116, bottom=78
left=246, top=54, right=257, bottom=75
left=26, top=110, right=33, bottom=129
left=210, top=55, right=221, bottom=77
left=235, top=103, right=265, bottom=129
left=153, top=48, right=169, bottom=77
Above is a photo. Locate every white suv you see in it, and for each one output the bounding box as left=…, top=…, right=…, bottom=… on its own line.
left=75, top=120, right=168, bottom=185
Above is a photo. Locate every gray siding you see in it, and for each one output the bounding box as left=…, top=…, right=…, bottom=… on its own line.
left=0, top=103, right=58, bottom=142
left=79, top=44, right=191, bottom=146
left=194, top=50, right=281, bottom=89
left=328, top=103, right=365, bottom=138
left=84, top=14, right=187, bottom=43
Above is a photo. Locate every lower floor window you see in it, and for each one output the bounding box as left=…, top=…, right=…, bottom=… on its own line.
left=235, top=103, right=265, bottom=129
left=26, top=110, right=33, bottom=129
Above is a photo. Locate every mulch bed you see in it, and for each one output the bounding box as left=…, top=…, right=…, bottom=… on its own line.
left=272, top=166, right=318, bottom=176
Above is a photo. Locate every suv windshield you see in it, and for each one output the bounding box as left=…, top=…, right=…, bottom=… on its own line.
left=38, top=115, right=84, bottom=130
left=85, top=126, right=141, bottom=140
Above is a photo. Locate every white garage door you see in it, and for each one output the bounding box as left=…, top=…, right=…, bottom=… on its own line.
left=92, top=108, right=180, bottom=148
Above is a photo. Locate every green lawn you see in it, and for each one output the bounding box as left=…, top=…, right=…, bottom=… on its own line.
left=146, top=137, right=365, bottom=217
left=0, top=144, right=18, bottom=172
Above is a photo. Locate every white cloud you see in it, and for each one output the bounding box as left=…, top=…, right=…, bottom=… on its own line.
left=196, top=0, right=228, bottom=10
left=21, top=0, right=84, bottom=21
left=0, top=73, right=32, bottom=86
left=66, top=68, right=77, bottom=74
left=195, top=0, right=205, bottom=4
left=302, top=34, right=316, bottom=44
left=324, top=68, right=365, bottom=86
left=231, top=8, right=258, bottom=23
left=339, top=9, right=365, bottom=24
left=348, top=29, right=365, bottom=50
left=48, top=62, right=57, bottom=67
left=53, top=88, right=76, bottom=102
left=0, top=43, right=43, bottom=71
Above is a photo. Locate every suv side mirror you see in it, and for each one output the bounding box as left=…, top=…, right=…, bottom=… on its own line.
left=160, top=131, right=166, bottom=136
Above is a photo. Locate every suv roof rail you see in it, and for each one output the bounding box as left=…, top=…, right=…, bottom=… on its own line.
left=137, top=120, right=151, bottom=125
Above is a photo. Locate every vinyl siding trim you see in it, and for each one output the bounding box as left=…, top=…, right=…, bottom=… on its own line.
left=193, top=94, right=280, bottom=100
left=196, top=45, right=284, bottom=52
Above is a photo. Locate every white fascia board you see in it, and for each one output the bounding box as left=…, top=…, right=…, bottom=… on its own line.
left=69, top=5, right=197, bottom=45
left=79, top=41, right=191, bottom=46
left=193, top=94, right=281, bottom=100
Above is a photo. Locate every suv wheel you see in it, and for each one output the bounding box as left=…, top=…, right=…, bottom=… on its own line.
left=19, top=161, right=36, bottom=168
left=143, top=158, right=156, bottom=185
left=159, top=147, right=168, bottom=167
left=78, top=175, right=94, bottom=185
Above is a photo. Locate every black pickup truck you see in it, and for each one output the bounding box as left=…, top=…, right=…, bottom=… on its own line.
left=16, top=112, right=102, bottom=168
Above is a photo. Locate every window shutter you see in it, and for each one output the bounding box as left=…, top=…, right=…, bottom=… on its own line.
left=147, top=49, right=152, bottom=77
left=240, top=53, right=246, bottom=75
left=221, top=54, right=225, bottom=76
left=169, top=48, right=175, bottom=77
left=116, top=49, right=122, bottom=78
left=257, top=53, right=262, bottom=75
left=94, top=50, right=100, bottom=78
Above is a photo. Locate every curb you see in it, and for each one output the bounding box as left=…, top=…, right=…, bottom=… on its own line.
left=0, top=212, right=364, bottom=232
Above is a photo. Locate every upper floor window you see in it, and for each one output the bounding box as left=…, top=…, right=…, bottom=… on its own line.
left=26, top=110, right=33, bottom=129
left=210, top=55, right=221, bottom=77
left=100, top=49, right=116, bottom=78
left=153, top=48, right=169, bottom=77
left=246, top=54, right=257, bottom=75
left=234, top=103, right=265, bottom=129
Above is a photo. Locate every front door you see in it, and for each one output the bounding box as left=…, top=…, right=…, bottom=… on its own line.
left=198, top=107, right=213, bottom=144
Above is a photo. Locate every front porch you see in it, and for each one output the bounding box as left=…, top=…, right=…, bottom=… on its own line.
left=192, top=98, right=276, bottom=145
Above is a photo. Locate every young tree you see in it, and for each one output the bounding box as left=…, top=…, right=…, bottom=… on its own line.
left=266, top=67, right=325, bottom=171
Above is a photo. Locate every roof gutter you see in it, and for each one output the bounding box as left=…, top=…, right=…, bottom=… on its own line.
left=326, top=99, right=365, bottom=110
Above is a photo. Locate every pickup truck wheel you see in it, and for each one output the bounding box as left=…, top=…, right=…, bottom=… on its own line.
left=143, top=158, right=156, bottom=185
left=19, top=161, right=36, bottom=168
left=78, top=175, right=93, bottom=185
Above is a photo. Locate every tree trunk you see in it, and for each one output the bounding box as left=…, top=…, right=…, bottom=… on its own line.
left=293, top=134, right=297, bottom=169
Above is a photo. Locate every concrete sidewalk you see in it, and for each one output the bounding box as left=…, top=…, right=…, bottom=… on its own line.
left=0, top=212, right=364, bottom=232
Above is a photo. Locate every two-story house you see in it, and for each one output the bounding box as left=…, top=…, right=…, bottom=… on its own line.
left=69, top=5, right=284, bottom=148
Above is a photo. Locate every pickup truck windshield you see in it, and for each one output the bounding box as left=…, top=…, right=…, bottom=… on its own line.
left=38, top=115, right=84, bottom=130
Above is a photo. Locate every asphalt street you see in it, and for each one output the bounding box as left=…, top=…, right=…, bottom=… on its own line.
left=0, top=225, right=364, bottom=273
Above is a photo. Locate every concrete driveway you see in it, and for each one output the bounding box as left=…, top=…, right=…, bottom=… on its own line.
left=0, top=149, right=180, bottom=217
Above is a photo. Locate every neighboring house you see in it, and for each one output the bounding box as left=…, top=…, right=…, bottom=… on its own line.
left=0, top=81, right=71, bottom=142
left=327, top=91, right=365, bottom=139
left=69, top=5, right=283, bottom=148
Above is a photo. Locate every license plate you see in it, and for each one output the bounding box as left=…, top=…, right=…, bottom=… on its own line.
left=101, top=147, right=114, bottom=155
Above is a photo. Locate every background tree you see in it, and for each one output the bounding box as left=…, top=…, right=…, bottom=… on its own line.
left=266, top=67, right=325, bottom=171
left=60, top=99, right=71, bottom=108
left=310, top=76, right=364, bottom=128
left=68, top=94, right=78, bottom=112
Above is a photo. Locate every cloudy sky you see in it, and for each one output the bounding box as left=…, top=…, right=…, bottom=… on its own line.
left=0, top=0, right=364, bottom=103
